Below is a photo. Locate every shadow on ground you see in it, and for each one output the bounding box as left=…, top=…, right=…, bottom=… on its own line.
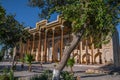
left=81, top=74, right=107, bottom=78
left=98, top=64, right=120, bottom=75
left=0, top=63, right=49, bottom=73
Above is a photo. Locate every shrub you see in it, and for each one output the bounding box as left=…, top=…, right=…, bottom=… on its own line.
left=0, top=51, right=4, bottom=61
left=0, top=75, right=10, bottom=80
left=0, top=68, right=18, bottom=80
left=30, top=70, right=52, bottom=80
left=24, top=54, right=34, bottom=71
left=66, top=58, right=75, bottom=73
left=61, top=71, right=75, bottom=80
left=9, top=69, right=14, bottom=80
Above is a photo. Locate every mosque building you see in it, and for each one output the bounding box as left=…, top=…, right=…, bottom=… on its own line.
left=19, top=16, right=120, bottom=66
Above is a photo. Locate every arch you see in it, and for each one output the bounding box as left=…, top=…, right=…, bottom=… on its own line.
left=82, top=53, right=91, bottom=64
left=94, top=51, right=102, bottom=64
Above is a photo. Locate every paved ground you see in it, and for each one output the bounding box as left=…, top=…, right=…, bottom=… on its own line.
left=0, top=62, right=120, bottom=80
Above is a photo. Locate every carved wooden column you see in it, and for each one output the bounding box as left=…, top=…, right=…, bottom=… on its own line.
left=32, top=33, right=35, bottom=54
left=27, top=39, right=30, bottom=54
left=90, top=37, right=94, bottom=64
left=86, top=39, right=89, bottom=65
left=19, top=38, right=23, bottom=58
left=79, top=42, right=82, bottom=64
left=41, top=41, right=44, bottom=62
left=52, top=28, right=55, bottom=62
left=44, top=29, right=47, bottom=62
left=60, top=25, right=64, bottom=60
left=37, top=29, right=41, bottom=62
left=77, top=46, right=79, bottom=63
left=22, top=43, right=25, bottom=56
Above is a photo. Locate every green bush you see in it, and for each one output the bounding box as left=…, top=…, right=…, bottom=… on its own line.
left=0, top=75, right=10, bottom=80
left=61, top=71, right=75, bottom=80
left=30, top=70, right=75, bottom=80
left=66, top=58, right=75, bottom=73
left=24, top=54, right=34, bottom=71
left=9, top=69, right=14, bottom=80
left=30, top=70, right=52, bottom=80
left=24, top=54, right=34, bottom=64
left=0, top=68, right=18, bottom=80
left=0, top=51, right=4, bottom=61
left=66, top=58, right=75, bottom=67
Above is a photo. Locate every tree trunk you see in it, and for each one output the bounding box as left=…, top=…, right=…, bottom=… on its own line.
left=29, top=64, right=32, bottom=71
left=11, top=47, right=17, bottom=70
left=70, top=66, right=73, bottom=74
left=112, top=30, right=120, bottom=67
left=52, top=28, right=84, bottom=80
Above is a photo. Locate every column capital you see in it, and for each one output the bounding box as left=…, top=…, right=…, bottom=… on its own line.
left=61, top=25, right=64, bottom=29
left=38, top=30, right=41, bottom=34
left=33, top=33, right=36, bottom=36
left=52, top=28, right=55, bottom=33
left=52, top=28, right=55, bottom=31
left=39, top=28, right=41, bottom=32
left=39, top=31, right=41, bottom=34
left=45, top=29, right=48, bottom=33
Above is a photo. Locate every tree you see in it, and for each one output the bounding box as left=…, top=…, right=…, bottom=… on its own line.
left=0, top=5, right=5, bottom=24
left=0, top=5, right=31, bottom=70
left=28, top=0, right=120, bottom=79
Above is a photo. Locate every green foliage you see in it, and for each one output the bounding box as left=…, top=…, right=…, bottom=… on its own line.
left=0, top=5, right=31, bottom=49
left=28, top=0, right=120, bottom=45
left=0, top=6, right=31, bottom=71
left=30, top=70, right=75, bottom=80
left=61, top=71, right=75, bottom=80
left=0, top=51, right=4, bottom=61
left=30, top=70, right=52, bottom=80
left=66, top=58, right=75, bottom=67
left=12, top=64, right=17, bottom=70
left=0, top=75, right=10, bottom=80
left=20, top=58, right=24, bottom=63
left=24, top=53, right=34, bottom=71
left=3, top=68, right=9, bottom=75
left=0, top=14, right=30, bottom=48
left=24, top=54, right=34, bottom=64
left=0, top=5, right=6, bottom=24
left=0, top=68, right=18, bottom=80
left=0, top=75, right=18, bottom=80
left=9, top=69, right=14, bottom=80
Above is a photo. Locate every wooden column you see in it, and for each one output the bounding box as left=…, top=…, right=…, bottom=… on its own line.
left=52, top=28, right=55, bottom=62
left=44, top=30, right=47, bottom=62
left=32, top=33, right=35, bottom=54
left=60, top=25, right=64, bottom=60
left=27, top=39, right=30, bottom=53
left=25, top=42, right=27, bottom=54
left=37, top=30, right=41, bottom=61
left=22, top=43, right=25, bottom=56
left=41, top=41, right=44, bottom=62
left=86, top=39, right=89, bottom=65
left=19, top=38, right=23, bottom=58
left=77, top=46, right=79, bottom=63
left=79, top=42, right=82, bottom=64
left=90, top=37, right=94, bottom=64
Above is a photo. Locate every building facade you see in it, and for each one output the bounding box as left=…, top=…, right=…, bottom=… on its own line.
left=19, top=16, right=119, bottom=65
